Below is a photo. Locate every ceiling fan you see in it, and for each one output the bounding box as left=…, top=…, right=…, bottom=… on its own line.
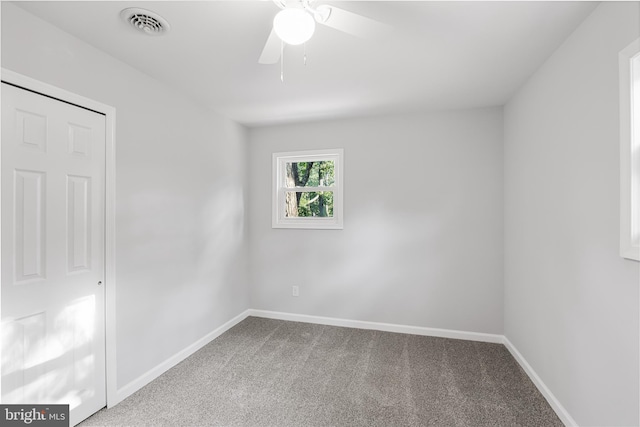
left=259, top=0, right=391, bottom=65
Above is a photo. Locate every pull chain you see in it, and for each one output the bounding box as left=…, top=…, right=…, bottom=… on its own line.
left=280, top=41, right=284, bottom=83
left=279, top=42, right=309, bottom=82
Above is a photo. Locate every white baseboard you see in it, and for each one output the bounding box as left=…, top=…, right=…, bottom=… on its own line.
left=251, top=310, right=575, bottom=426
left=502, top=337, right=576, bottom=427
left=109, top=308, right=575, bottom=427
left=248, top=309, right=503, bottom=344
left=112, top=309, right=251, bottom=406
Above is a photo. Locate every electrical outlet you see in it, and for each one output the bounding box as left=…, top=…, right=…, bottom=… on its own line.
left=292, top=286, right=299, bottom=297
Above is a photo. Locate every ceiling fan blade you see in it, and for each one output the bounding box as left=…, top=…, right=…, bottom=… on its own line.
left=317, top=5, right=392, bottom=40
left=259, top=28, right=281, bottom=64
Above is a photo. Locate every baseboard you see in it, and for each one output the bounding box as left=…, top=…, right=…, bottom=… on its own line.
left=250, top=310, right=574, bottom=426
left=502, top=337, right=576, bottom=427
left=110, top=308, right=574, bottom=427
left=112, top=309, right=251, bottom=406
left=248, top=309, right=503, bottom=344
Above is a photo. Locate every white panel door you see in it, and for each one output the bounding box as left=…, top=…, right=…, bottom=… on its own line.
left=1, top=82, right=106, bottom=426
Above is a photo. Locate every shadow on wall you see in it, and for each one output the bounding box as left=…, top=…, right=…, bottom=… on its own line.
left=257, top=208, right=449, bottom=322
left=326, top=210, right=449, bottom=323
left=157, top=182, right=247, bottom=341
left=198, top=182, right=246, bottom=290
left=114, top=181, right=247, bottom=376
left=118, top=182, right=244, bottom=285
left=255, top=181, right=502, bottom=333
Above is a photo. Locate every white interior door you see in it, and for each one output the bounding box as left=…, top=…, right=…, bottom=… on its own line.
left=1, top=82, right=106, bottom=426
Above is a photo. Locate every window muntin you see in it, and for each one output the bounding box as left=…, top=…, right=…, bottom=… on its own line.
left=273, top=149, right=343, bottom=229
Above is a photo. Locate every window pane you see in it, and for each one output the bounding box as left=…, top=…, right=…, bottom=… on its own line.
left=284, top=191, right=334, bottom=218
left=285, top=160, right=335, bottom=188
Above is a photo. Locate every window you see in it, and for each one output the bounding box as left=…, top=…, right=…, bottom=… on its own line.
left=620, top=38, right=640, bottom=261
left=272, top=149, right=343, bottom=229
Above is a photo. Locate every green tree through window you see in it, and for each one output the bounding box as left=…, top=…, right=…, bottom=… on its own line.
left=285, top=161, right=335, bottom=217
left=273, top=149, right=343, bottom=229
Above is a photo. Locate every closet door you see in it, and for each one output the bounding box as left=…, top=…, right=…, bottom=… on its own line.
left=1, top=82, right=107, bottom=426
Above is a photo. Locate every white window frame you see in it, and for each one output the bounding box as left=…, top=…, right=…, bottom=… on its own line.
left=620, top=38, right=640, bottom=261
left=272, top=149, right=343, bottom=229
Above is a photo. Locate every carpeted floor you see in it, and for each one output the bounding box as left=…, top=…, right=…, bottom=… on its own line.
left=81, top=317, right=562, bottom=426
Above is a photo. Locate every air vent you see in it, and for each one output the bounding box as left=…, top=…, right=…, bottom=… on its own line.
left=120, top=8, right=170, bottom=36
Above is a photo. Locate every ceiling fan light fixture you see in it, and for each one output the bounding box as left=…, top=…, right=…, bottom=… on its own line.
left=273, top=8, right=316, bottom=45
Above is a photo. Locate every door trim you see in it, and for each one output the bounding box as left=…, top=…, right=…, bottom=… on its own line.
left=0, top=68, right=118, bottom=409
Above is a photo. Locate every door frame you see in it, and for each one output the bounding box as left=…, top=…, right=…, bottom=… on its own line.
left=0, top=68, right=118, bottom=408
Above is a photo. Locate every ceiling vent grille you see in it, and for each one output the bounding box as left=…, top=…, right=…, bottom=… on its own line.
left=121, top=8, right=170, bottom=36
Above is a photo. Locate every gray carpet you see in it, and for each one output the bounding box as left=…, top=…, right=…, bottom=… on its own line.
left=81, top=317, right=562, bottom=426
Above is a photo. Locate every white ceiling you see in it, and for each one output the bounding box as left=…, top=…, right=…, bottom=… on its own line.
left=15, top=1, right=598, bottom=127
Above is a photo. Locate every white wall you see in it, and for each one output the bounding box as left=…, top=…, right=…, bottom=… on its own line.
left=504, top=2, right=639, bottom=426
left=1, top=3, right=250, bottom=389
left=249, top=108, right=504, bottom=334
